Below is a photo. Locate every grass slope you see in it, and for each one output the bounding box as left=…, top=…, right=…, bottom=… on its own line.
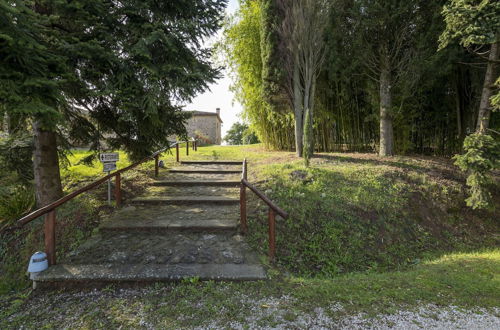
left=0, top=144, right=498, bottom=326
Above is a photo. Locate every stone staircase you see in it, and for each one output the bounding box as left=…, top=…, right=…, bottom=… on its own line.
left=34, top=161, right=266, bottom=287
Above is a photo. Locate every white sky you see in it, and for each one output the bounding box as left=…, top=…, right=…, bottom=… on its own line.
left=184, top=0, right=242, bottom=139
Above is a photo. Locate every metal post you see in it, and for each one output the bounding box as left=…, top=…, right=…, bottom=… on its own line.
left=154, top=154, right=159, bottom=177
left=240, top=183, right=247, bottom=234
left=176, top=143, right=180, bottom=162
left=186, top=141, right=189, bottom=156
left=115, top=173, right=121, bottom=207
left=107, top=171, right=111, bottom=205
left=45, top=210, right=56, bottom=265
left=268, top=208, right=276, bottom=261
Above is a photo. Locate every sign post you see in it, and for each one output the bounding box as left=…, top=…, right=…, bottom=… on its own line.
left=100, top=153, right=119, bottom=205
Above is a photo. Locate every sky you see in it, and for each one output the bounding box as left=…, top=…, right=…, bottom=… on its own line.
left=184, top=0, right=242, bottom=139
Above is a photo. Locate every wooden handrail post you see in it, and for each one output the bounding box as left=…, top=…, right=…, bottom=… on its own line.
left=268, top=208, right=276, bottom=262
left=240, top=183, right=247, bottom=234
left=115, top=173, right=122, bottom=207
left=194, top=140, right=197, bottom=151
left=243, top=158, right=247, bottom=180
left=176, top=143, right=180, bottom=162
left=45, top=210, right=56, bottom=265
left=154, top=155, right=159, bottom=177
left=186, top=141, right=189, bottom=156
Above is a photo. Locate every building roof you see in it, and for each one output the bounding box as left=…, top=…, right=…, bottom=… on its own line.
left=187, top=110, right=223, bottom=123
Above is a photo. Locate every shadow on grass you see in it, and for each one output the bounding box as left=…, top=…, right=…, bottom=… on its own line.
left=314, top=154, right=432, bottom=172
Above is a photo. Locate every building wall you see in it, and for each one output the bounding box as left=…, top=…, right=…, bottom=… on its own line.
left=185, top=115, right=222, bottom=145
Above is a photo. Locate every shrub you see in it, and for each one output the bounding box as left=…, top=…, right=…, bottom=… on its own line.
left=0, top=186, right=35, bottom=231
left=454, top=133, right=500, bottom=210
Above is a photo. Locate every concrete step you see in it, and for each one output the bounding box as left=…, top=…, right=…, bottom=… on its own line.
left=130, top=196, right=239, bottom=205
left=101, top=204, right=239, bottom=227
left=33, top=231, right=266, bottom=287
left=169, top=168, right=241, bottom=174
left=33, top=263, right=266, bottom=286
left=152, top=180, right=241, bottom=187
left=180, top=160, right=243, bottom=165
left=101, top=218, right=238, bottom=232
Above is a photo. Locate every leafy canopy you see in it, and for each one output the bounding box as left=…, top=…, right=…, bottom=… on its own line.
left=223, top=121, right=259, bottom=145
left=439, top=0, right=500, bottom=49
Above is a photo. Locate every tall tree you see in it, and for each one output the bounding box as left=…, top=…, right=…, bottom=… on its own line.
left=353, top=0, right=423, bottom=156
left=0, top=0, right=226, bottom=207
left=277, top=0, right=330, bottom=157
left=221, top=0, right=294, bottom=150
left=440, top=0, right=500, bottom=209
left=440, top=0, right=500, bottom=134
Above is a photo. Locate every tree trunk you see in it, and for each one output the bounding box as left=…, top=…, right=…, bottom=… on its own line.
left=379, top=55, right=394, bottom=156
left=293, top=60, right=303, bottom=157
left=307, top=78, right=316, bottom=155
left=33, top=119, right=63, bottom=207
left=476, top=41, right=499, bottom=134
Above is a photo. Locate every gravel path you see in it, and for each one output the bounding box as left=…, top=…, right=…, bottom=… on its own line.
left=3, top=289, right=499, bottom=329
left=200, top=296, right=500, bottom=329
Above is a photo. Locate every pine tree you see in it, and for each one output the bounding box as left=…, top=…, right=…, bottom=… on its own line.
left=0, top=0, right=227, bottom=206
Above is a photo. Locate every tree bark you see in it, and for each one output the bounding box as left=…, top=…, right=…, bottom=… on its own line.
left=476, top=41, right=499, bottom=134
left=379, top=54, right=394, bottom=156
left=306, top=78, right=316, bottom=155
left=293, top=59, right=304, bottom=157
left=33, top=119, right=63, bottom=207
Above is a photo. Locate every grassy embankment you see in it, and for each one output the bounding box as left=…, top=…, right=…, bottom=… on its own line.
left=1, top=144, right=498, bottom=326
left=0, top=150, right=154, bottom=292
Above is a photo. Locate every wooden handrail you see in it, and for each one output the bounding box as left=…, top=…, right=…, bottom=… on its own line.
left=241, top=178, right=288, bottom=219
left=239, top=158, right=288, bottom=261
left=17, top=140, right=195, bottom=226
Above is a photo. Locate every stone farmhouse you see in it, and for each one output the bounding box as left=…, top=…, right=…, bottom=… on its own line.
left=185, top=108, right=223, bottom=145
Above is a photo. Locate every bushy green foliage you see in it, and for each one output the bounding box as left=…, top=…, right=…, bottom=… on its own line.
left=224, top=122, right=260, bottom=145
left=492, top=77, right=500, bottom=111
left=223, top=122, right=247, bottom=145
left=220, top=0, right=294, bottom=150
left=242, top=127, right=259, bottom=144
left=0, top=0, right=226, bottom=160
left=454, top=133, right=500, bottom=209
left=223, top=0, right=488, bottom=155
left=439, top=0, right=500, bottom=49
left=0, top=186, right=35, bottom=231
left=0, top=133, right=33, bottom=183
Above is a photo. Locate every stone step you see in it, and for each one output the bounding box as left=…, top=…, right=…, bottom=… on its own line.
left=33, top=263, right=266, bottom=286
left=144, top=185, right=238, bottom=198
left=180, top=160, right=243, bottom=165
left=33, top=231, right=266, bottom=287
left=130, top=196, right=239, bottom=205
left=152, top=180, right=241, bottom=187
left=101, top=205, right=239, bottom=227
left=101, top=218, right=238, bottom=232
left=169, top=168, right=242, bottom=174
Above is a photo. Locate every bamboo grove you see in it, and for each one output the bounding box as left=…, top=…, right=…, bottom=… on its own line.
left=221, top=0, right=499, bottom=156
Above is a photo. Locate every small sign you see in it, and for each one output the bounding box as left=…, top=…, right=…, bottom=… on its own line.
left=100, top=152, right=119, bottom=162
left=103, top=162, right=117, bottom=172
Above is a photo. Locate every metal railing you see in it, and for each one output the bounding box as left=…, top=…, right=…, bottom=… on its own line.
left=239, top=158, right=288, bottom=261
left=16, top=139, right=198, bottom=265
